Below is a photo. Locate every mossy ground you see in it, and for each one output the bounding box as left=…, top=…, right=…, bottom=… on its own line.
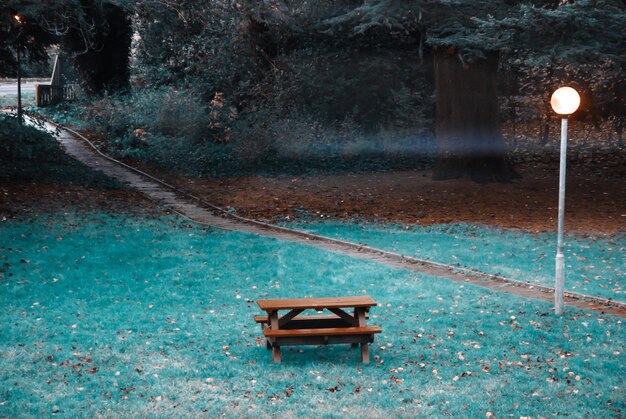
left=1, top=213, right=624, bottom=417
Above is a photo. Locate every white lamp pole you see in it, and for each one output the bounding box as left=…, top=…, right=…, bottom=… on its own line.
left=550, top=86, right=580, bottom=315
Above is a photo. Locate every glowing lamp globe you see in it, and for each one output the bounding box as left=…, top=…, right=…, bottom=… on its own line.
left=551, top=87, right=580, bottom=115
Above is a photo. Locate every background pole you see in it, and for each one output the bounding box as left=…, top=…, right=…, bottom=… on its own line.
left=17, top=44, right=22, bottom=124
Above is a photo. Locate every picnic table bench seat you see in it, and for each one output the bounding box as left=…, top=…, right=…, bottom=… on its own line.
left=264, top=326, right=381, bottom=339
left=254, top=313, right=369, bottom=329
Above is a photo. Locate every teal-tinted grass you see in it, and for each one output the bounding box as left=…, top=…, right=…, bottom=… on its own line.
left=1, top=213, right=624, bottom=417
left=0, top=92, right=36, bottom=108
left=287, top=221, right=625, bottom=302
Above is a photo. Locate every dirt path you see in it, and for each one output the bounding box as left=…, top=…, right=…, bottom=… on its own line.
left=38, top=122, right=625, bottom=318
left=154, top=164, right=625, bottom=235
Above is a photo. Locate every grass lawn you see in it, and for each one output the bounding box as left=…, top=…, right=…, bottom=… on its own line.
left=1, top=213, right=624, bottom=417
left=288, top=221, right=625, bottom=302
left=0, top=92, right=36, bottom=108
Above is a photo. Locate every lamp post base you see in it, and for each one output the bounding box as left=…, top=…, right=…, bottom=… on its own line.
left=555, top=253, right=565, bottom=315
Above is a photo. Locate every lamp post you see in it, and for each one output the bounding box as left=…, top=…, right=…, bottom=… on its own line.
left=14, top=14, right=24, bottom=125
left=550, top=86, right=580, bottom=315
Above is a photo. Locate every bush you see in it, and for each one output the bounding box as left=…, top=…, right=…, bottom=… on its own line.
left=0, top=114, right=118, bottom=186
left=36, top=62, right=437, bottom=177
left=87, top=87, right=214, bottom=147
left=0, top=115, right=59, bottom=161
left=61, top=87, right=240, bottom=175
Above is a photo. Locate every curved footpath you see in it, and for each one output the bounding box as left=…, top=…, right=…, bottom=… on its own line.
left=30, top=116, right=626, bottom=318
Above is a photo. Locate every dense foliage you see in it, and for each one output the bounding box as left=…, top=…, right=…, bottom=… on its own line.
left=3, top=0, right=625, bottom=178
left=0, top=114, right=118, bottom=185
left=1, top=1, right=132, bottom=91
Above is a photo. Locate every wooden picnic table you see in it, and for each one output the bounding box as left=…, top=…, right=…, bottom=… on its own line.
left=256, top=296, right=381, bottom=363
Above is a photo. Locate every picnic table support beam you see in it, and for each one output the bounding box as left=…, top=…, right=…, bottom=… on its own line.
left=350, top=308, right=360, bottom=348
left=327, top=308, right=359, bottom=326
left=278, top=309, right=304, bottom=328
left=257, top=318, right=271, bottom=349
left=356, top=308, right=370, bottom=363
left=361, top=342, right=370, bottom=363
left=272, top=345, right=281, bottom=363
left=269, top=310, right=282, bottom=363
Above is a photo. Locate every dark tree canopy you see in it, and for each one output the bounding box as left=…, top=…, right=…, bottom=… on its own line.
left=309, top=0, right=625, bottom=181
left=2, top=0, right=624, bottom=179
left=2, top=0, right=132, bottom=92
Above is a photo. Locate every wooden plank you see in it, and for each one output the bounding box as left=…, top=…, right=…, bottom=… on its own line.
left=284, top=319, right=351, bottom=329
left=269, top=334, right=375, bottom=347
left=356, top=307, right=367, bottom=327
left=264, top=326, right=381, bottom=338
left=361, top=342, right=370, bottom=363
left=254, top=313, right=369, bottom=324
left=275, top=318, right=355, bottom=330
left=269, top=310, right=281, bottom=362
left=269, top=311, right=279, bottom=330
left=257, top=296, right=377, bottom=311
left=272, top=346, right=281, bottom=363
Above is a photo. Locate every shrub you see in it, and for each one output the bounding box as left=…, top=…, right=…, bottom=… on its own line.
left=74, top=88, right=241, bottom=174
left=87, top=87, right=213, bottom=147
left=0, top=115, right=59, bottom=161
left=0, top=114, right=118, bottom=186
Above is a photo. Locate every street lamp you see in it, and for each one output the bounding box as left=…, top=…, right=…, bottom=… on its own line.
left=14, top=14, right=24, bottom=124
left=550, top=86, right=580, bottom=315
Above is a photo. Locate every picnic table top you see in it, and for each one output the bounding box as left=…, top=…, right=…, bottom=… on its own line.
left=257, top=296, right=377, bottom=312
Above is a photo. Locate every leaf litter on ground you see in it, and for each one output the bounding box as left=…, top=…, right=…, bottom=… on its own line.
left=0, top=213, right=624, bottom=417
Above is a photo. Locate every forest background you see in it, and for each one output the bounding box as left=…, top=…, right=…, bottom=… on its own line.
left=1, top=0, right=625, bottom=182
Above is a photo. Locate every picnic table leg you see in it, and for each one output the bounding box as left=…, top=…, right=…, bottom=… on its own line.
left=259, top=322, right=271, bottom=349
left=350, top=308, right=359, bottom=348
left=356, top=308, right=370, bottom=363
left=272, top=345, right=282, bottom=363
left=269, top=310, right=282, bottom=363
left=361, top=342, right=370, bottom=363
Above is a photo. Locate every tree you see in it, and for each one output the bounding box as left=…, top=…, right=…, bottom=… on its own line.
left=240, top=1, right=435, bottom=139
left=131, top=0, right=249, bottom=97
left=480, top=1, right=626, bottom=146
left=0, top=6, right=56, bottom=77
left=315, top=0, right=521, bottom=181
left=1, top=1, right=133, bottom=93
left=63, top=1, right=133, bottom=93
left=317, top=0, right=625, bottom=182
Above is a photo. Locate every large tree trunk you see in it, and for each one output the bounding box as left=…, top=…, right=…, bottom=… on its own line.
left=432, top=48, right=518, bottom=183
left=64, top=3, right=132, bottom=94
